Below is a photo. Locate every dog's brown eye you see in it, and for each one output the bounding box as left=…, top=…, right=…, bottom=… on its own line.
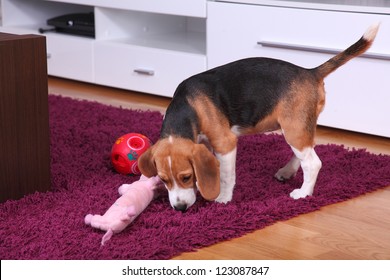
left=182, top=175, right=192, bottom=183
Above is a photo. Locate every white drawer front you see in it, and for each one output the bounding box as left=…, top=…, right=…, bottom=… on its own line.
left=208, top=2, right=390, bottom=67
left=46, top=34, right=94, bottom=83
left=208, top=2, right=390, bottom=137
left=94, top=42, right=206, bottom=97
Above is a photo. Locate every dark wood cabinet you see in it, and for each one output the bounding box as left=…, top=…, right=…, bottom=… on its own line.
left=0, top=33, right=51, bottom=202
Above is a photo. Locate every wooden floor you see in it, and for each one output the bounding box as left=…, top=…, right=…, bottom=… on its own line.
left=49, top=77, right=390, bottom=260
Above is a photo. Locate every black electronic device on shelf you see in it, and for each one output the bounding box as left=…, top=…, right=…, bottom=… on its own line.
left=40, top=12, right=95, bottom=38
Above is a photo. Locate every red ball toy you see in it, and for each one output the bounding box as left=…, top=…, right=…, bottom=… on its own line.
left=111, top=133, right=152, bottom=175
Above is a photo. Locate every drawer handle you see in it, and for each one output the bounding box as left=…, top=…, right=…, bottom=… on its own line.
left=257, top=41, right=390, bottom=60
left=47, top=53, right=52, bottom=59
left=134, top=69, right=155, bottom=76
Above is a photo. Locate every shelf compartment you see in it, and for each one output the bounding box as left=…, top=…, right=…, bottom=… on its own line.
left=42, top=0, right=207, bottom=17
left=95, top=7, right=206, bottom=55
left=1, top=0, right=93, bottom=33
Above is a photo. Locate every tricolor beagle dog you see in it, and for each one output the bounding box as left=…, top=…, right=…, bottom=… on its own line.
left=139, top=24, right=379, bottom=212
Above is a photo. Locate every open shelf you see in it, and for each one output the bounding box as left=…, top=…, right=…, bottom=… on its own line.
left=1, top=0, right=93, bottom=33
left=95, top=7, right=206, bottom=55
left=103, top=31, right=205, bottom=56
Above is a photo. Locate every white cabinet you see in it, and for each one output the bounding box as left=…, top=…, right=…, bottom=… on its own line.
left=208, top=1, right=390, bottom=137
left=1, top=0, right=390, bottom=137
left=0, top=0, right=206, bottom=93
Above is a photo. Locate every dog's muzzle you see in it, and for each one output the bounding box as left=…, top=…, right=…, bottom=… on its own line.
left=168, top=187, right=196, bottom=212
left=173, top=203, right=188, bottom=212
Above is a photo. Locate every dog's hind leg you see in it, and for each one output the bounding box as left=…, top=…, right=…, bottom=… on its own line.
left=279, top=113, right=322, bottom=199
left=288, top=146, right=322, bottom=199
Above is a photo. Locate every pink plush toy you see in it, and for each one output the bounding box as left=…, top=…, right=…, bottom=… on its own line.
left=85, top=175, right=161, bottom=245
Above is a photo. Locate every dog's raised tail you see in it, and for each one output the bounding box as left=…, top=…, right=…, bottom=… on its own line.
left=314, top=23, right=380, bottom=78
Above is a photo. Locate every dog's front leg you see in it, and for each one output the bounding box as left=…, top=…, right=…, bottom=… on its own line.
left=215, top=147, right=237, bottom=203
left=289, top=146, right=322, bottom=199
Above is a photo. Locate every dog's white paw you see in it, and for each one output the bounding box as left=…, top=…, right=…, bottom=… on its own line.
left=215, top=191, right=233, bottom=204
left=289, top=188, right=311, bottom=200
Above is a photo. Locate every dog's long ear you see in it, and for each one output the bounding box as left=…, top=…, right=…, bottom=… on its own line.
left=138, top=146, right=158, bottom=177
left=191, top=144, right=220, bottom=201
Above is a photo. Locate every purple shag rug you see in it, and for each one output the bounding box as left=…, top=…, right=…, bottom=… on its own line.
left=1, top=95, right=390, bottom=260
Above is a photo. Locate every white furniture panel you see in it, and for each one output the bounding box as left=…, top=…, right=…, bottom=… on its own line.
left=208, top=2, right=390, bottom=67
left=0, top=3, right=2, bottom=26
left=208, top=1, right=390, bottom=137
left=217, top=0, right=390, bottom=14
left=43, top=0, right=207, bottom=17
left=320, top=58, right=390, bottom=137
left=94, top=42, right=206, bottom=97
left=46, top=34, right=94, bottom=82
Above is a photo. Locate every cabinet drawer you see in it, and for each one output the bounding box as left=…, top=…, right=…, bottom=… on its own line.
left=208, top=2, right=390, bottom=68
left=94, top=42, right=206, bottom=97
left=208, top=2, right=390, bottom=137
left=46, top=34, right=94, bottom=82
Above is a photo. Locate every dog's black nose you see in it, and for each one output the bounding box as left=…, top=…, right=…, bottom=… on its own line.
left=174, top=204, right=187, bottom=212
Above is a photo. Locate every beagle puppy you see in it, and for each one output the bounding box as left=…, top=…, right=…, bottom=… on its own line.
left=139, top=24, right=379, bottom=212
